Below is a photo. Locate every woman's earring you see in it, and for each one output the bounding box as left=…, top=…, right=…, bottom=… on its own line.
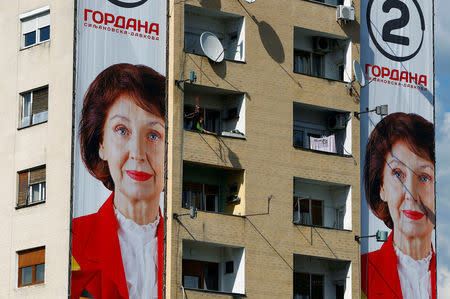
left=380, top=186, right=386, bottom=202
left=99, top=145, right=105, bottom=160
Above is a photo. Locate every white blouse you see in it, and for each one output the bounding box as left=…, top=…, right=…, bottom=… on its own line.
left=115, top=208, right=159, bottom=299
left=394, top=245, right=432, bottom=299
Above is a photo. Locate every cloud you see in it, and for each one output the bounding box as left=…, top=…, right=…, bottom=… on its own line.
left=435, top=0, right=450, bottom=72
left=438, top=265, right=450, bottom=296
left=435, top=95, right=450, bottom=282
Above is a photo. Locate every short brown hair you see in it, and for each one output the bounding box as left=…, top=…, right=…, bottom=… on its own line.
left=79, top=63, right=165, bottom=190
left=364, top=112, right=434, bottom=229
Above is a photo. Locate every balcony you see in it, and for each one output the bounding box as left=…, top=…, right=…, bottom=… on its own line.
left=293, top=27, right=351, bottom=82
left=293, top=102, right=351, bottom=156
left=183, top=84, right=246, bottom=139
left=294, top=254, right=351, bottom=299
left=184, top=5, right=245, bottom=62
left=182, top=162, right=244, bottom=216
left=182, top=240, right=245, bottom=295
left=293, top=177, right=351, bottom=230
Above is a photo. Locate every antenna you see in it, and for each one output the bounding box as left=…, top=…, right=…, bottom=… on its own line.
left=200, top=32, right=225, bottom=63
left=353, top=60, right=366, bottom=87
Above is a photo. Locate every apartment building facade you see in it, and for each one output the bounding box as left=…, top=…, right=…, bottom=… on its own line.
left=167, top=0, right=361, bottom=298
left=0, top=0, right=361, bottom=298
left=0, top=1, right=74, bottom=298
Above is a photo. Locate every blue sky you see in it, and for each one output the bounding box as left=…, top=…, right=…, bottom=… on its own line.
left=434, top=0, right=450, bottom=294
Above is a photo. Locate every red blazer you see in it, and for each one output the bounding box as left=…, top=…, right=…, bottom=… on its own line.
left=361, top=232, right=436, bottom=299
left=71, top=193, right=164, bottom=299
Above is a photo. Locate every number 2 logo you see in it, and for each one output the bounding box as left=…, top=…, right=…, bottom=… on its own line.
left=367, top=0, right=425, bottom=62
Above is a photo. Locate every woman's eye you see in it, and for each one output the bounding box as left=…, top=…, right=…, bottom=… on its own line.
left=149, top=133, right=160, bottom=141
left=392, top=169, right=404, bottom=179
left=115, top=126, right=128, bottom=136
left=419, top=174, right=432, bottom=183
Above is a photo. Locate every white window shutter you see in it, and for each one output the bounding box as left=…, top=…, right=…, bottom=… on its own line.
left=38, top=12, right=50, bottom=28
left=21, top=17, right=37, bottom=34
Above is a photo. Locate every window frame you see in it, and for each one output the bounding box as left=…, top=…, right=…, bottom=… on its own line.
left=17, top=247, right=45, bottom=288
left=16, top=165, right=46, bottom=209
left=293, top=197, right=324, bottom=226
left=294, top=50, right=325, bottom=78
left=182, top=182, right=220, bottom=213
left=18, top=86, right=49, bottom=129
left=20, top=6, right=50, bottom=49
left=293, top=272, right=324, bottom=299
left=304, top=0, right=345, bottom=7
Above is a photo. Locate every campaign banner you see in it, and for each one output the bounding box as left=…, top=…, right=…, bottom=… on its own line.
left=360, top=0, right=435, bottom=298
left=70, top=0, right=166, bottom=298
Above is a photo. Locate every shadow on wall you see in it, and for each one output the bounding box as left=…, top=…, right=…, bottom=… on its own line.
left=199, top=0, right=221, bottom=10
left=339, top=19, right=361, bottom=44
left=257, top=20, right=285, bottom=63
left=209, top=58, right=227, bottom=79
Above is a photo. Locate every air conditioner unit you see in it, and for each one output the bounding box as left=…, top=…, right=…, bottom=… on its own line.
left=337, top=5, right=355, bottom=21
left=314, top=37, right=331, bottom=53
left=328, top=114, right=348, bottom=130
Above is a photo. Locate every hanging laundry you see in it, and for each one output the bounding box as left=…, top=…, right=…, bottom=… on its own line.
left=309, top=134, right=336, bottom=153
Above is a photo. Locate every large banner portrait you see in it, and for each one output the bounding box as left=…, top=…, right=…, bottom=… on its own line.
left=360, top=0, right=435, bottom=298
left=70, top=0, right=166, bottom=298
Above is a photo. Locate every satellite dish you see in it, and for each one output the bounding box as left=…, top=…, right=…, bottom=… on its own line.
left=353, top=60, right=366, bottom=87
left=200, top=32, right=224, bottom=63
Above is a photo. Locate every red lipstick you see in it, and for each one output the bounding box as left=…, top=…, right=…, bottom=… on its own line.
left=402, top=210, right=425, bottom=220
left=126, top=170, right=152, bottom=181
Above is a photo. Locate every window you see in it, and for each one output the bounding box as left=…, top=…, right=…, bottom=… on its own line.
left=311, top=0, right=344, bottom=5
left=20, top=7, right=50, bottom=48
left=182, top=240, right=245, bottom=294
left=294, top=50, right=324, bottom=78
left=293, top=27, right=351, bottom=82
left=19, top=86, right=48, bottom=128
left=184, top=106, right=221, bottom=135
left=294, top=273, right=324, bottom=299
left=293, top=197, right=323, bottom=226
left=183, top=182, right=220, bottom=212
left=183, top=260, right=219, bottom=291
left=17, top=166, right=46, bottom=208
left=18, top=247, right=45, bottom=287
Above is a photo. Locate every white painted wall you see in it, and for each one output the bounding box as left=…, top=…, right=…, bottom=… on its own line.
left=344, top=117, right=352, bottom=154
left=0, top=1, right=74, bottom=298
left=344, top=40, right=352, bottom=82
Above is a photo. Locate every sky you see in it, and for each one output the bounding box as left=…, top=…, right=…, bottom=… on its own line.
left=434, top=0, right=450, bottom=295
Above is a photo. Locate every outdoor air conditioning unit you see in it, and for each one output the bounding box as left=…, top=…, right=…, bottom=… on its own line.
left=328, top=114, right=348, bottom=130
left=314, top=37, right=331, bottom=53
left=337, top=5, right=355, bottom=21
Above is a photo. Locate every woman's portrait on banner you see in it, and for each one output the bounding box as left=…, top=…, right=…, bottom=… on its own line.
left=361, top=112, right=436, bottom=299
left=71, top=63, right=165, bottom=299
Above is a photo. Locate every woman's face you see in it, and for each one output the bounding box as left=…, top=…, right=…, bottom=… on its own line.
left=99, top=95, right=165, bottom=203
left=380, top=140, right=435, bottom=239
